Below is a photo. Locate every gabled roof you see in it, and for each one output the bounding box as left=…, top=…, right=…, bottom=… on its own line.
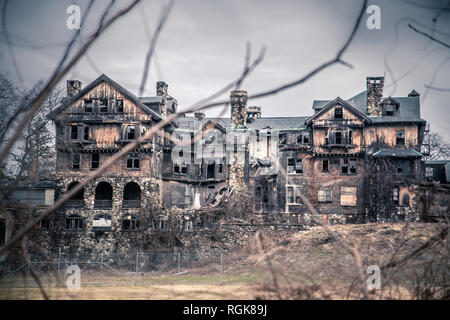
left=373, top=148, right=422, bottom=158
left=314, top=91, right=425, bottom=124
left=306, top=96, right=371, bottom=125
left=48, top=74, right=164, bottom=122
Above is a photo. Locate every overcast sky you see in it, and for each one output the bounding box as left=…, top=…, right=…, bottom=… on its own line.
left=1, top=0, right=449, bottom=141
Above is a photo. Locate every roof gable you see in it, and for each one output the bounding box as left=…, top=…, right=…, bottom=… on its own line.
left=306, top=97, right=371, bottom=125
left=48, top=74, right=164, bottom=121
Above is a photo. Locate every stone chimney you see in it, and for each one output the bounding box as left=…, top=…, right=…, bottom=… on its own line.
left=156, top=81, right=168, bottom=118
left=67, top=80, right=82, bottom=97
left=230, top=90, right=248, bottom=128
left=366, top=76, right=384, bottom=116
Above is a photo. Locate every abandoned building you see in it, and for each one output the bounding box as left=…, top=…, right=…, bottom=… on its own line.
left=1, top=73, right=446, bottom=255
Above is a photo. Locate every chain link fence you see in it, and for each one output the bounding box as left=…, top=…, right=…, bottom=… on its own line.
left=0, top=249, right=233, bottom=289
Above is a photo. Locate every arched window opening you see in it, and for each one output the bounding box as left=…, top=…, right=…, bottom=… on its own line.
left=123, top=182, right=141, bottom=208
left=94, top=182, right=113, bottom=208
left=66, top=182, right=84, bottom=208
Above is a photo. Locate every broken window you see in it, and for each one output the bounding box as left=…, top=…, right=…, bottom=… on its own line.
left=84, top=126, right=89, bottom=140
left=91, top=153, right=99, bottom=169
left=123, top=182, right=141, bottom=208
left=393, top=187, right=399, bottom=205
left=66, top=181, right=84, bottom=207
left=318, top=189, right=332, bottom=202
left=341, top=159, right=356, bottom=174
left=287, top=158, right=302, bottom=174
left=286, top=186, right=302, bottom=204
left=325, top=130, right=329, bottom=145
left=85, top=99, right=93, bottom=112
left=207, top=163, right=215, bottom=179
left=0, top=218, right=5, bottom=246
left=99, top=99, right=108, bottom=112
left=94, top=182, right=112, bottom=208
left=126, top=154, right=140, bottom=169
left=279, top=133, right=287, bottom=145
left=116, top=99, right=124, bottom=113
left=287, top=187, right=294, bottom=204
left=72, top=153, right=80, bottom=170
left=174, top=161, right=187, bottom=175
left=396, top=130, right=405, bottom=145
left=340, top=187, right=357, bottom=206
left=302, top=131, right=310, bottom=144
left=126, top=126, right=135, bottom=140
left=322, top=159, right=329, bottom=172
left=334, top=107, right=343, bottom=119
left=121, top=215, right=139, bottom=231
left=402, top=193, right=410, bottom=207
left=385, top=104, right=395, bottom=116
left=71, top=125, right=78, bottom=140
left=335, top=131, right=342, bottom=144
left=348, top=130, right=353, bottom=145
left=183, top=219, right=193, bottom=232
left=65, top=215, right=84, bottom=231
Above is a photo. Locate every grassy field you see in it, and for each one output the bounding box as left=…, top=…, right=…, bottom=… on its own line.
left=0, top=222, right=447, bottom=300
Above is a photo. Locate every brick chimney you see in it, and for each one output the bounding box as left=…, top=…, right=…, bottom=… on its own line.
left=366, top=76, right=384, bottom=116
left=67, top=80, right=82, bottom=97
left=230, top=90, right=248, bottom=128
left=156, top=81, right=168, bottom=118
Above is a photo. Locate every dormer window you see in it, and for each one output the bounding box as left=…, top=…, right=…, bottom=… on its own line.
left=385, top=104, right=395, bottom=116
left=334, top=107, right=343, bottom=119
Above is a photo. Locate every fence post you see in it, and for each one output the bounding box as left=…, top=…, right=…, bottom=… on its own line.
left=220, top=252, right=223, bottom=282
left=57, top=247, right=61, bottom=287
left=100, top=251, right=104, bottom=287
left=135, top=251, right=139, bottom=274
left=177, top=251, right=181, bottom=274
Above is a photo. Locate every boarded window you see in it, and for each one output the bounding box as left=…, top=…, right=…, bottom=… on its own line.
left=318, top=189, right=332, bottom=202
left=92, top=214, right=112, bottom=232
left=44, top=189, right=55, bottom=206
left=340, top=187, right=357, bottom=206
